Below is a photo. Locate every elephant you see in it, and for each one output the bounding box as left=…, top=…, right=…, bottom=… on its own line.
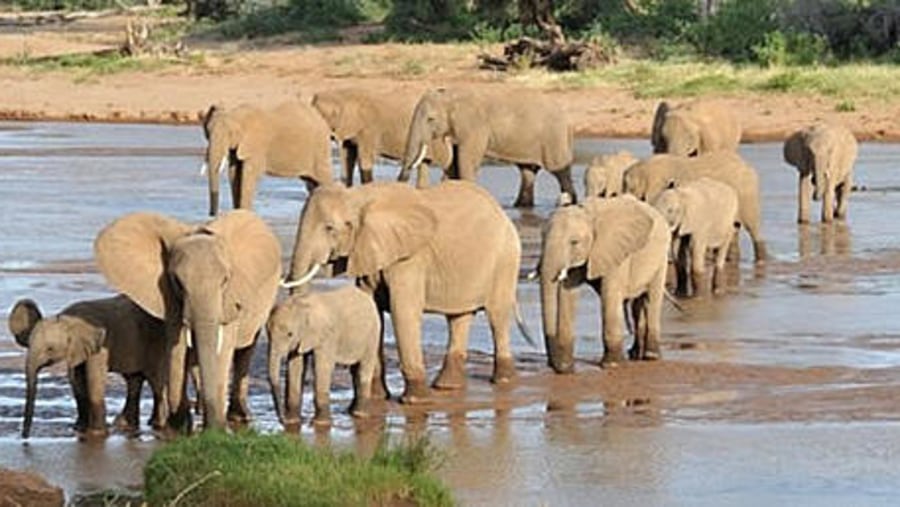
left=267, top=284, right=381, bottom=426
left=651, top=100, right=741, bottom=157
left=652, top=178, right=740, bottom=297
left=399, top=87, right=576, bottom=208
left=311, top=88, right=451, bottom=188
left=783, top=122, right=859, bottom=223
left=584, top=150, right=639, bottom=199
left=539, top=195, right=670, bottom=372
left=282, top=180, right=523, bottom=403
left=202, top=101, right=333, bottom=216
left=623, top=151, right=767, bottom=263
left=94, top=210, right=282, bottom=430
left=8, top=296, right=167, bottom=438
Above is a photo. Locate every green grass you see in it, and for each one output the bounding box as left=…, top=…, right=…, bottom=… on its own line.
left=511, top=59, right=900, bottom=101
left=144, top=431, right=453, bottom=507
left=1, top=50, right=203, bottom=82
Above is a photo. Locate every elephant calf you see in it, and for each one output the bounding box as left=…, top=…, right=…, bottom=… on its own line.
left=584, top=150, right=638, bottom=199
left=653, top=178, right=740, bottom=297
left=8, top=296, right=167, bottom=438
left=267, top=285, right=381, bottom=426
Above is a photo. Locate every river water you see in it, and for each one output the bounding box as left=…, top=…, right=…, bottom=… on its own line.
left=2, top=122, right=900, bottom=506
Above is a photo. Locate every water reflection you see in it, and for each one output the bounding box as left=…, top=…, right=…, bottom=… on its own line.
left=798, top=222, right=853, bottom=258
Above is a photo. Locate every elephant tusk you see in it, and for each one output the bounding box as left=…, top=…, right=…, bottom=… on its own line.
left=281, top=264, right=321, bottom=289
left=216, top=325, right=223, bottom=355
left=199, top=162, right=208, bottom=176
left=185, top=328, right=193, bottom=349
left=554, top=267, right=568, bottom=283
left=443, top=136, right=453, bottom=167
left=217, top=155, right=228, bottom=174
left=526, top=270, right=539, bottom=281
left=410, top=144, right=428, bottom=169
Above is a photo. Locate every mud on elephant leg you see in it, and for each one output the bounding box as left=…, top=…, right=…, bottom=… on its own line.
left=514, top=164, right=539, bottom=208
left=433, top=313, right=473, bottom=390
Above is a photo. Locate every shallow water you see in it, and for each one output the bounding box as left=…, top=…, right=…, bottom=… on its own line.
left=1, top=122, right=900, bottom=504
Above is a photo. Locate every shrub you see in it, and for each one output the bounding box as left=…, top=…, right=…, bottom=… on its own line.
left=690, top=0, right=781, bottom=62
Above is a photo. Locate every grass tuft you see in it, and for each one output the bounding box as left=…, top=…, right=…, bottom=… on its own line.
left=144, top=430, right=453, bottom=507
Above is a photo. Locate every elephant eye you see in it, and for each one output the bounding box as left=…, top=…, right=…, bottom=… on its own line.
left=324, top=223, right=335, bottom=233
left=569, top=238, right=579, bottom=246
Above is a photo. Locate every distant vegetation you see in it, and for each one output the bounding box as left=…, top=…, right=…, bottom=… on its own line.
left=143, top=431, right=453, bottom=507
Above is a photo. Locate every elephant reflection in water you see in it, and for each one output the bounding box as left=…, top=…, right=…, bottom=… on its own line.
left=798, top=222, right=852, bottom=258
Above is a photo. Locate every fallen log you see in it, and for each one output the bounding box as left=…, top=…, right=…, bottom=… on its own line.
left=478, top=36, right=615, bottom=72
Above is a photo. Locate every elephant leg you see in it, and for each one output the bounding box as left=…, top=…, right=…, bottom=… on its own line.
left=114, top=374, right=143, bottom=432
left=370, top=310, right=390, bottom=400
left=350, top=360, right=375, bottom=418
left=227, top=344, right=254, bottom=424
left=341, top=141, right=359, bottom=186
left=798, top=173, right=812, bottom=224
left=415, top=163, right=431, bottom=189
left=627, top=297, right=648, bottom=360
left=455, top=139, right=486, bottom=182
left=237, top=170, right=260, bottom=211
left=551, top=165, right=577, bottom=205
left=70, top=366, right=89, bottom=432
left=675, top=235, right=691, bottom=296
left=283, top=351, right=306, bottom=427
left=549, top=282, right=581, bottom=374
left=433, top=313, right=473, bottom=390
left=166, top=329, right=191, bottom=432
left=147, top=375, right=167, bottom=430
left=712, top=243, right=730, bottom=295
left=514, top=164, right=539, bottom=208
left=312, top=355, right=334, bottom=426
left=486, top=301, right=515, bottom=384
left=599, top=288, right=626, bottom=368
left=388, top=283, right=429, bottom=404
left=357, top=142, right=376, bottom=185
left=84, top=354, right=109, bottom=437
left=643, top=275, right=665, bottom=360
left=821, top=182, right=836, bottom=223
left=835, top=175, right=851, bottom=220
left=691, top=240, right=710, bottom=298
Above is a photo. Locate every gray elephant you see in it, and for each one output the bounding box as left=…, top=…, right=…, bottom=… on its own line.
left=540, top=195, right=670, bottom=372
left=94, top=210, right=281, bottom=430
left=267, top=284, right=381, bottom=426
left=312, top=88, right=451, bottom=188
left=399, top=87, right=576, bottom=208
left=282, top=181, right=523, bottom=404
left=584, top=150, right=638, bottom=199
left=624, top=152, right=767, bottom=263
left=652, top=178, right=740, bottom=297
left=202, top=101, right=333, bottom=216
left=783, top=122, right=859, bottom=223
left=651, top=100, right=741, bottom=156
left=8, top=296, right=166, bottom=438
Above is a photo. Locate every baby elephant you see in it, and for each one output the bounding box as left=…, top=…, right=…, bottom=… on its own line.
left=267, top=285, right=381, bottom=426
left=8, top=296, right=167, bottom=438
left=653, top=178, right=740, bottom=297
left=584, top=150, right=638, bottom=199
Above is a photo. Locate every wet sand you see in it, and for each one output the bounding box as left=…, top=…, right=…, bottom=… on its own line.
left=2, top=123, right=900, bottom=505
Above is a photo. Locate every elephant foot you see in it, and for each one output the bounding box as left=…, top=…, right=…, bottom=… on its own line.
left=491, top=355, right=516, bottom=384
left=82, top=425, right=109, bottom=439
left=112, top=413, right=139, bottom=433
left=753, top=241, right=768, bottom=264
left=313, top=406, right=332, bottom=427
left=600, top=349, right=625, bottom=369
left=643, top=350, right=661, bottom=361
left=167, top=408, right=194, bottom=434
left=432, top=353, right=467, bottom=390
left=400, top=379, right=431, bottom=405
left=226, top=402, right=251, bottom=424
left=371, top=379, right=391, bottom=400
left=548, top=349, right=575, bottom=374
left=350, top=399, right=371, bottom=419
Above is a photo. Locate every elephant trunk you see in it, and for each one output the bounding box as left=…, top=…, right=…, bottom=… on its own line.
left=813, top=162, right=825, bottom=202
left=267, top=345, right=285, bottom=424
left=22, top=359, right=40, bottom=439
left=399, top=117, right=428, bottom=182
left=193, top=322, right=230, bottom=429
left=206, top=131, right=230, bottom=217
left=539, top=253, right=576, bottom=374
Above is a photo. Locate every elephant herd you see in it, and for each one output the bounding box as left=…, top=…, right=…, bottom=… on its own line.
left=7, top=89, right=860, bottom=439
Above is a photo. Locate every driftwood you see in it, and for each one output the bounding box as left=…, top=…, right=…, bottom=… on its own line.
left=479, top=36, right=615, bottom=72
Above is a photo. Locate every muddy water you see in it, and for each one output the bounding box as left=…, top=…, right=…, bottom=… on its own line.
left=2, top=122, right=900, bottom=505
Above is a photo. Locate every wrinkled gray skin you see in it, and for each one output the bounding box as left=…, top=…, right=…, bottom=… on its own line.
left=584, top=151, right=639, bottom=199
left=267, top=285, right=381, bottom=427
left=203, top=102, right=333, bottom=216
left=94, top=210, right=281, bottom=431
left=312, top=88, right=451, bottom=188
left=624, top=152, right=767, bottom=263
left=8, top=296, right=166, bottom=439
left=400, top=87, right=576, bottom=208
left=540, top=196, right=670, bottom=372
left=652, top=178, right=740, bottom=297
left=783, top=122, right=859, bottom=223
left=651, top=100, right=741, bottom=157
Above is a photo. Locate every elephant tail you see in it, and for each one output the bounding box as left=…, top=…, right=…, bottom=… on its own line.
left=514, top=303, right=539, bottom=349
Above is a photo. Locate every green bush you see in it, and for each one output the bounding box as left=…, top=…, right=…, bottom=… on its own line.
left=752, top=30, right=830, bottom=66
left=144, top=430, right=453, bottom=507
left=3, top=0, right=136, bottom=9
left=691, top=0, right=781, bottom=62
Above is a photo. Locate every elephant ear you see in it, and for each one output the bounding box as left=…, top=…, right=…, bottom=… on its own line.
left=205, top=210, right=282, bottom=323
left=235, top=113, right=268, bottom=163
left=202, top=104, right=223, bottom=140
left=62, top=316, right=105, bottom=366
left=651, top=101, right=670, bottom=153
left=347, top=189, right=438, bottom=277
left=783, top=130, right=809, bottom=169
left=8, top=299, right=42, bottom=348
left=333, top=96, right=366, bottom=140
left=585, top=197, right=654, bottom=279
left=94, top=213, right=192, bottom=320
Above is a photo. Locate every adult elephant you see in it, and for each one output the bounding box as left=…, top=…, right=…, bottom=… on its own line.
left=202, top=101, right=333, bottom=216
left=783, top=122, right=858, bottom=223
left=651, top=100, right=741, bottom=157
left=312, top=88, right=451, bottom=188
left=399, top=87, right=576, bottom=208
left=94, top=210, right=281, bottom=430
left=623, top=152, right=767, bottom=263
left=282, top=181, right=522, bottom=403
left=540, top=196, right=670, bottom=372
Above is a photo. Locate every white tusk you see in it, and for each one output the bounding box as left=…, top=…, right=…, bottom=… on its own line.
left=526, top=270, right=539, bottom=281
left=185, top=328, right=193, bottom=348
left=280, top=264, right=321, bottom=289
left=217, top=155, right=228, bottom=174
left=216, top=325, right=223, bottom=355
left=410, top=144, right=428, bottom=169
left=555, top=267, right=569, bottom=283
left=199, top=162, right=208, bottom=176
